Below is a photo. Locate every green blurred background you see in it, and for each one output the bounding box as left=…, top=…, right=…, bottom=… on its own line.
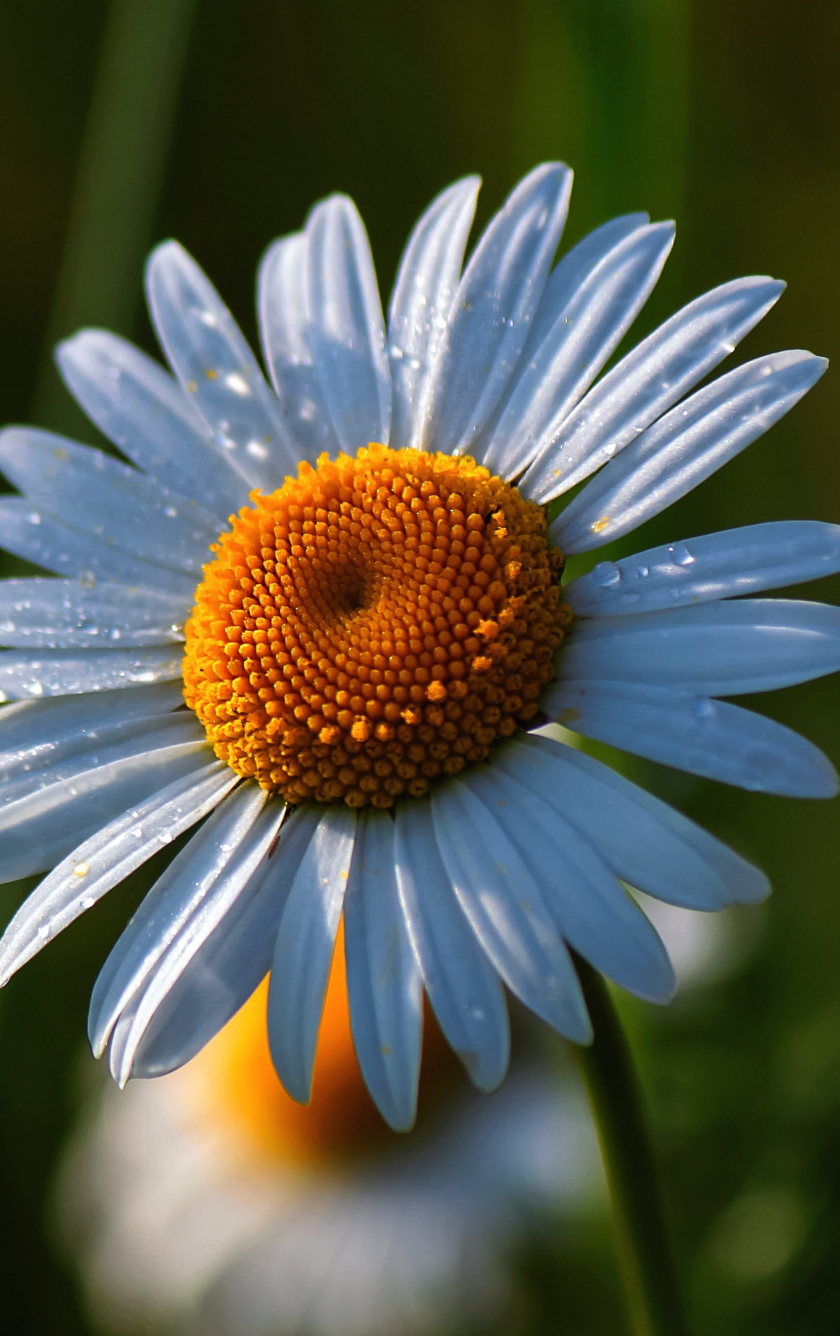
left=0, top=1, right=839, bottom=1331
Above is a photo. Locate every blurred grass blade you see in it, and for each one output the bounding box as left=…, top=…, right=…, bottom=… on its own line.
left=33, top=0, right=198, bottom=433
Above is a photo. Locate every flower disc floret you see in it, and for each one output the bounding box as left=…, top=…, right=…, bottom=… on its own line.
left=183, top=444, right=570, bottom=807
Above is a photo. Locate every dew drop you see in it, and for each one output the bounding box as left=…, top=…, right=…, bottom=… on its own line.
left=668, top=543, right=695, bottom=567
left=37, top=924, right=51, bottom=940
left=591, top=561, right=621, bottom=589
left=636, top=565, right=650, bottom=579
left=692, top=698, right=715, bottom=721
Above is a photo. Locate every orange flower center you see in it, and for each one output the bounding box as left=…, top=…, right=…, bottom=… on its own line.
left=183, top=444, right=569, bottom=808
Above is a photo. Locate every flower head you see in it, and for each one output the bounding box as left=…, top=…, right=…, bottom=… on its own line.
left=0, top=162, right=838, bottom=1129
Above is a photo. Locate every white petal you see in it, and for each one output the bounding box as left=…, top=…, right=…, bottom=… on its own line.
left=258, top=232, right=340, bottom=462
left=0, top=682, right=185, bottom=786
left=0, top=647, right=183, bottom=700
left=482, top=220, right=674, bottom=478
left=0, top=499, right=197, bottom=597
left=267, top=807, right=356, bottom=1103
left=0, top=756, right=229, bottom=983
left=56, top=329, right=250, bottom=519
left=558, top=598, right=840, bottom=695
left=463, top=765, right=675, bottom=1002
left=128, top=804, right=320, bottom=1078
left=553, top=351, right=827, bottom=550
left=388, top=176, right=480, bottom=450
left=543, top=680, right=839, bottom=798
left=344, top=808, right=423, bottom=1129
left=306, top=195, right=391, bottom=450
left=394, top=797, right=509, bottom=1090
left=0, top=428, right=219, bottom=575
left=89, top=781, right=268, bottom=1052
left=521, top=275, right=785, bottom=502
left=418, top=164, right=574, bottom=456
left=564, top=522, right=840, bottom=617
left=0, top=579, right=188, bottom=648
left=108, top=795, right=278, bottom=1082
left=498, top=735, right=769, bottom=906
left=431, top=776, right=591, bottom=1041
left=145, top=240, right=300, bottom=488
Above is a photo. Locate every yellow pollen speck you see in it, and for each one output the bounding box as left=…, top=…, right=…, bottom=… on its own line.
left=72, top=863, right=90, bottom=878
left=557, top=707, right=581, bottom=725
left=591, top=516, right=610, bottom=533
left=182, top=443, right=570, bottom=809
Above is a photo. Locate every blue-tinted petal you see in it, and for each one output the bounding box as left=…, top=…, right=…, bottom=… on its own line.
left=0, top=681, right=184, bottom=782
left=106, top=802, right=285, bottom=1084
left=0, top=499, right=197, bottom=597
left=305, top=195, right=391, bottom=450
left=558, top=598, right=840, bottom=695
left=0, top=646, right=182, bottom=700
left=394, top=797, right=509, bottom=1091
left=0, top=732, right=216, bottom=929
left=267, top=807, right=356, bottom=1104
left=482, top=221, right=674, bottom=478
left=418, top=164, right=573, bottom=457
left=1, top=760, right=230, bottom=962
left=0, top=428, right=219, bottom=576
left=554, top=352, right=828, bottom=550
left=521, top=275, right=785, bottom=503
left=145, top=240, right=300, bottom=488
left=105, top=798, right=286, bottom=1087
left=496, top=735, right=769, bottom=906
left=543, top=680, right=839, bottom=797
left=0, top=579, right=187, bottom=648
left=344, top=809, right=423, bottom=1130
left=463, top=765, right=675, bottom=1002
left=129, top=805, right=320, bottom=1078
left=258, top=232, right=340, bottom=462
left=388, top=176, right=480, bottom=451
left=565, top=522, right=840, bottom=617
left=56, top=329, right=250, bottom=519
left=89, top=782, right=269, bottom=1062
left=430, top=776, right=591, bottom=1041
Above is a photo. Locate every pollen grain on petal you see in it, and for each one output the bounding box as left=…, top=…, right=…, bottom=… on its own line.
left=183, top=443, right=569, bottom=808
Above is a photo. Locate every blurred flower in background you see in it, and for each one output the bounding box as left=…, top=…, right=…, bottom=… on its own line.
left=58, top=932, right=597, bottom=1336
left=57, top=890, right=739, bottom=1336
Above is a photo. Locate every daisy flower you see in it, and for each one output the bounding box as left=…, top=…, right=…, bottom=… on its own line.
left=58, top=931, right=599, bottom=1336
left=0, top=163, right=837, bottom=1130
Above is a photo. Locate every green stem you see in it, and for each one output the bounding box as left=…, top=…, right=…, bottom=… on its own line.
left=572, top=954, right=690, bottom=1336
left=34, top=0, right=199, bottom=433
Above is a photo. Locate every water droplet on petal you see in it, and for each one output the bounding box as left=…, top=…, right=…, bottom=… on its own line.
left=591, top=561, right=621, bottom=589
left=668, top=543, right=695, bottom=567
left=636, top=565, right=650, bottom=579
left=692, top=698, right=715, bottom=721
